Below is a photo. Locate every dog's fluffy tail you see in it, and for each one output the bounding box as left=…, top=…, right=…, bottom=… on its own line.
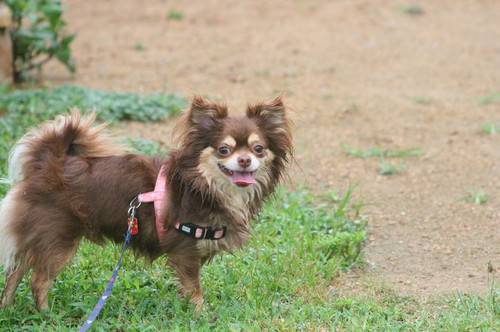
left=3, top=109, right=126, bottom=184
left=0, top=110, right=125, bottom=271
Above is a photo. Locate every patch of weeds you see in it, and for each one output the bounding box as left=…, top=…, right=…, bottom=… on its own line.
left=482, top=122, right=498, bottom=134
left=342, top=144, right=419, bottom=175
left=463, top=188, right=489, bottom=204
left=133, top=43, right=147, bottom=51
left=342, top=144, right=423, bottom=159
left=397, top=5, right=425, bottom=16
left=167, top=10, right=184, bottom=20
left=0, top=85, right=186, bottom=123
left=122, top=138, right=167, bottom=156
left=413, top=97, right=432, bottom=105
left=379, top=158, right=405, bottom=175
left=478, top=92, right=500, bottom=106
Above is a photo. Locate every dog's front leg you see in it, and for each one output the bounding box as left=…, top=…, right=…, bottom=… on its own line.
left=168, top=254, right=204, bottom=309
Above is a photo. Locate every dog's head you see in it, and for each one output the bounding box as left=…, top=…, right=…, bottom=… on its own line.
left=174, top=96, right=293, bottom=192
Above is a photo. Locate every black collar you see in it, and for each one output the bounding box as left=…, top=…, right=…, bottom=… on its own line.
left=174, top=222, right=227, bottom=240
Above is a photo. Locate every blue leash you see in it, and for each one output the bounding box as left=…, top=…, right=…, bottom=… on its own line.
left=78, top=199, right=140, bottom=332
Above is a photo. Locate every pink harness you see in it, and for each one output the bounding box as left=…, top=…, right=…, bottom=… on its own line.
left=137, top=165, right=227, bottom=242
left=138, top=165, right=167, bottom=241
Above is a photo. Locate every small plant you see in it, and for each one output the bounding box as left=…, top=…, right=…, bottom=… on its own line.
left=133, top=43, right=147, bottom=51
left=478, top=92, right=500, bottom=106
left=413, top=97, right=432, bottom=105
left=463, top=188, right=489, bottom=204
left=167, top=9, right=184, bottom=20
left=398, top=5, right=425, bottom=15
left=482, top=122, right=498, bottom=134
left=342, top=144, right=423, bottom=159
left=5, top=0, right=76, bottom=82
left=379, top=158, right=405, bottom=175
left=122, top=138, right=166, bottom=156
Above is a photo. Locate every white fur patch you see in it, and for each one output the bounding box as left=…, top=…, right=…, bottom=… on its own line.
left=224, top=153, right=260, bottom=172
left=4, top=143, right=29, bottom=184
left=0, top=188, right=20, bottom=272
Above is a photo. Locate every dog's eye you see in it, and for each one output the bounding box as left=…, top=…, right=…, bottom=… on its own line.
left=253, top=145, right=264, bottom=154
left=218, top=146, right=231, bottom=155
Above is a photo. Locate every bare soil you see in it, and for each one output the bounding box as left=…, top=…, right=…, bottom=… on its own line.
left=44, top=0, right=499, bottom=297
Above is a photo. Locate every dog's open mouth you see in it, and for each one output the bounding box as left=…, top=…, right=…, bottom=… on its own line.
left=218, top=163, right=257, bottom=186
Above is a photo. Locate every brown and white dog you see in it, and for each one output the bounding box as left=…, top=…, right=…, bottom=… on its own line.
left=0, top=96, right=293, bottom=311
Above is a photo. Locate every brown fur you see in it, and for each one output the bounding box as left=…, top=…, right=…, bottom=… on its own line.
left=0, top=96, right=293, bottom=311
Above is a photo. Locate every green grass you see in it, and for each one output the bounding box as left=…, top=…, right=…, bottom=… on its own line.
left=133, top=43, right=147, bottom=51
left=0, top=84, right=186, bottom=123
left=478, top=92, right=500, bottom=106
left=463, top=188, right=490, bottom=204
left=379, top=159, right=405, bottom=175
left=121, top=137, right=167, bottom=156
left=342, top=144, right=422, bottom=176
left=342, top=144, right=423, bottom=159
left=397, top=5, right=425, bottom=16
left=482, top=122, right=498, bottom=134
left=167, top=10, right=185, bottom=20
left=413, top=97, right=432, bottom=105
left=0, top=187, right=368, bottom=330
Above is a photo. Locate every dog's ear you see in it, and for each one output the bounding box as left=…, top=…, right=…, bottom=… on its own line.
left=247, top=96, right=294, bottom=177
left=246, top=96, right=288, bottom=127
left=189, top=96, right=228, bottom=130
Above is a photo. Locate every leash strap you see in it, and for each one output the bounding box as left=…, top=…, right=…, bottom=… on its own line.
left=78, top=200, right=139, bottom=332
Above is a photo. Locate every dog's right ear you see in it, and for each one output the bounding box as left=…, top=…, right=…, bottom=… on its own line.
left=188, top=96, right=228, bottom=130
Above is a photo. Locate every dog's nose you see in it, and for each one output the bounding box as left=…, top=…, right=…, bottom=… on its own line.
left=238, top=155, right=252, bottom=168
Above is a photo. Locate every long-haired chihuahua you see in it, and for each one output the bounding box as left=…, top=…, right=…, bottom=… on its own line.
left=0, top=96, right=293, bottom=310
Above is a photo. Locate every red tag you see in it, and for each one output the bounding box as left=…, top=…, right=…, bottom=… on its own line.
left=127, top=217, right=138, bottom=235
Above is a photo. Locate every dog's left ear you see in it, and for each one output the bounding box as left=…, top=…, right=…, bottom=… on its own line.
left=247, top=97, right=293, bottom=170
left=246, top=96, right=288, bottom=127
left=189, top=96, right=228, bottom=130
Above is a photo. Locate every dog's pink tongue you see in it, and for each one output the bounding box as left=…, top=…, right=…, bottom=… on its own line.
left=232, top=171, right=257, bottom=186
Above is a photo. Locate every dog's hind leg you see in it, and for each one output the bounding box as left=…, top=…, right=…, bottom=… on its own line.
left=0, top=263, right=29, bottom=308
left=29, top=239, right=80, bottom=311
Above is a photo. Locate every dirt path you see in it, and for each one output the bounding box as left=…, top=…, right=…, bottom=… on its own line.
left=44, top=0, right=499, bottom=296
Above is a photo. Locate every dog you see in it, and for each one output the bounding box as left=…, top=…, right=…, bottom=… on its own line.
left=0, top=96, right=293, bottom=311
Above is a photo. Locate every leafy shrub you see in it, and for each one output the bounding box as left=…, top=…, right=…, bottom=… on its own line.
left=121, top=137, right=167, bottom=156
left=5, top=0, right=76, bottom=82
left=0, top=84, right=187, bottom=122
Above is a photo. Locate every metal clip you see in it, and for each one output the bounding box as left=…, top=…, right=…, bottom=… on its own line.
left=127, top=196, right=142, bottom=232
